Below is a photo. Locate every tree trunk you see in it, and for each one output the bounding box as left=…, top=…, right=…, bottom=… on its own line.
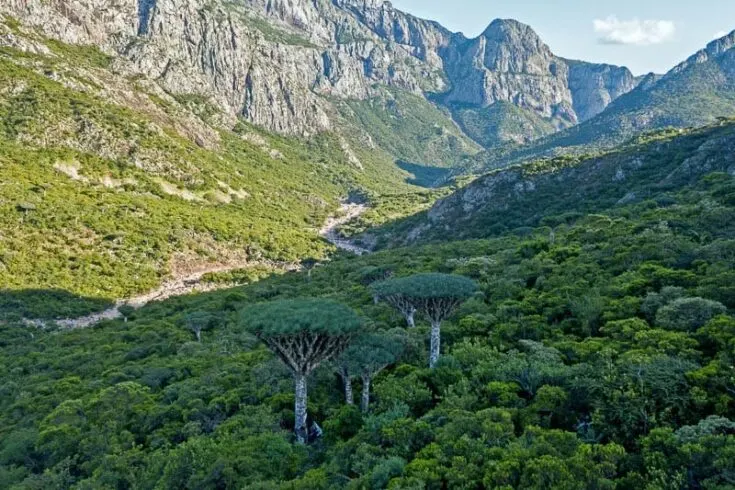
left=360, top=375, right=371, bottom=413
left=294, top=374, right=308, bottom=443
left=195, top=328, right=202, bottom=342
left=340, top=369, right=354, bottom=405
left=405, top=308, right=416, bottom=328
left=429, top=320, right=441, bottom=368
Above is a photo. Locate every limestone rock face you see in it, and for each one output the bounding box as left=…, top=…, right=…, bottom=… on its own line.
left=440, top=20, right=637, bottom=127
left=567, top=61, right=639, bottom=121
left=0, top=1, right=638, bottom=138
left=442, top=20, right=573, bottom=124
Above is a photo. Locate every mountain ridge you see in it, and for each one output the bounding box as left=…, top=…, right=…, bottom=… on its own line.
left=1, top=0, right=637, bottom=148
left=368, top=119, right=735, bottom=247
left=462, top=29, right=735, bottom=173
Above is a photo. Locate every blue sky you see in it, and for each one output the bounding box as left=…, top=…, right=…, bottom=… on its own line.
left=391, top=0, right=735, bottom=75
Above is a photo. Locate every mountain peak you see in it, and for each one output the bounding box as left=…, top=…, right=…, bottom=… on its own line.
left=481, top=18, right=540, bottom=41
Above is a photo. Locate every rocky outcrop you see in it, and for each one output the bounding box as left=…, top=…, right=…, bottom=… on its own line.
left=440, top=20, right=637, bottom=127
left=1, top=0, right=138, bottom=47
left=442, top=19, right=575, bottom=127
left=0, top=1, right=638, bottom=139
left=566, top=61, right=639, bottom=121
left=668, top=30, right=735, bottom=78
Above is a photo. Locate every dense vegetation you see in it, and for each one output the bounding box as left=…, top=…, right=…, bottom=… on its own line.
left=370, top=120, right=735, bottom=248
left=0, top=24, right=453, bottom=301
left=2, top=12, right=735, bottom=490
left=449, top=101, right=559, bottom=149
left=1, top=162, right=733, bottom=488
left=337, top=90, right=481, bottom=170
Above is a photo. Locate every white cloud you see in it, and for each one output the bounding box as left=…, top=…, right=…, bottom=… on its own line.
left=593, top=16, right=676, bottom=46
left=713, top=30, right=728, bottom=40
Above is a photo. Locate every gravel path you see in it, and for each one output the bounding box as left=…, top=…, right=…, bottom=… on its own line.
left=320, top=203, right=371, bottom=255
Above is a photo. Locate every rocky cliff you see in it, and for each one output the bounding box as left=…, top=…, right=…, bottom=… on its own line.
left=566, top=60, right=638, bottom=122
left=667, top=30, right=735, bottom=77
left=0, top=0, right=637, bottom=143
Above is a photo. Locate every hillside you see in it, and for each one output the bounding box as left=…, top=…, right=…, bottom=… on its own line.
left=370, top=120, right=735, bottom=247
left=0, top=2, right=652, bottom=300
left=1, top=133, right=733, bottom=487
left=0, top=20, right=465, bottom=300
left=464, top=30, right=735, bottom=173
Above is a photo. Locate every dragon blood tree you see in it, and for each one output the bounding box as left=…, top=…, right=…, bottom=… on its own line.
left=336, top=331, right=405, bottom=412
left=373, top=273, right=477, bottom=368
left=371, top=280, right=417, bottom=328
left=240, top=299, right=362, bottom=443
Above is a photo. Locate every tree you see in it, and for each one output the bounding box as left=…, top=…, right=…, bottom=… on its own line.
left=372, top=273, right=477, bottom=368
left=300, top=257, right=319, bottom=282
left=184, top=312, right=214, bottom=342
left=641, top=287, right=685, bottom=322
left=336, top=331, right=405, bottom=412
left=656, top=297, right=727, bottom=332
left=118, top=305, right=136, bottom=323
left=240, top=299, right=362, bottom=443
left=371, top=282, right=417, bottom=327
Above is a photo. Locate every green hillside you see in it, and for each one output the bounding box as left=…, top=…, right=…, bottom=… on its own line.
left=337, top=90, right=481, bottom=169
left=1, top=146, right=733, bottom=487
left=450, top=101, right=559, bottom=149
left=371, top=120, right=735, bottom=247
left=0, top=27, right=461, bottom=300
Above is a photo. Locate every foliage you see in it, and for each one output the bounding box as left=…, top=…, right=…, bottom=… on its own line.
left=1, top=17, right=735, bottom=490
left=337, top=89, right=480, bottom=170
left=371, top=273, right=478, bottom=302
left=1, top=163, right=733, bottom=484
left=0, top=31, right=458, bottom=302
left=450, top=100, right=558, bottom=149
left=655, top=297, right=727, bottom=332
left=375, top=120, right=735, bottom=246
left=241, top=298, right=363, bottom=337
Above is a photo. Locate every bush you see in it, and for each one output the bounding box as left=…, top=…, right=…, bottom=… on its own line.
left=656, top=297, right=727, bottom=332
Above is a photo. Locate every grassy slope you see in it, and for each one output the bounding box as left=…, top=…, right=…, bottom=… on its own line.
left=449, top=101, right=558, bottom=149
left=336, top=89, right=481, bottom=170
left=0, top=26, right=445, bottom=300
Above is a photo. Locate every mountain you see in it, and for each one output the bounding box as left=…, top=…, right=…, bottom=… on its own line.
left=440, top=19, right=637, bottom=125
left=465, top=30, right=735, bottom=172
left=436, top=18, right=638, bottom=147
left=369, top=119, right=735, bottom=246
left=0, top=1, right=645, bottom=297
left=1, top=1, right=636, bottom=150
left=0, top=14, right=439, bottom=299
